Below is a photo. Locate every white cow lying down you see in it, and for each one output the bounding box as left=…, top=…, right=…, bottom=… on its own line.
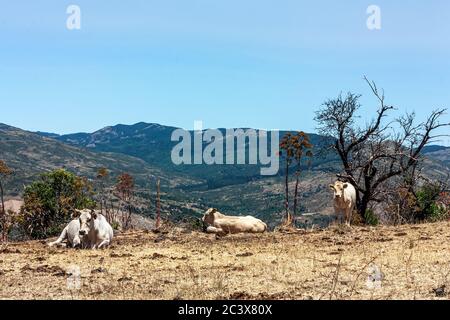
left=202, top=208, right=268, bottom=236
left=49, top=209, right=114, bottom=249
left=48, top=218, right=85, bottom=248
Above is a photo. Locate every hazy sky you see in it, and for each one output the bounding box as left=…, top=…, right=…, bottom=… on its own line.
left=0, top=1, right=449, bottom=144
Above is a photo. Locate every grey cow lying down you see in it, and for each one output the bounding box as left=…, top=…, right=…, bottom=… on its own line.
left=202, top=208, right=268, bottom=236
left=48, top=209, right=114, bottom=249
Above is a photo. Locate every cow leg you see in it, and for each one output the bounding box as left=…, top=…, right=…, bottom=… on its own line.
left=206, top=226, right=228, bottom=238
left=72, top=235, right=82, bottom=249
left=206, top=226, right=223, bottom=234
left=337, top=210, right=344, bottom=224
left=333, top=207, right=340, bottom=224
left=347, top=207, right=353, bottom=226
left=48, top=226, right=69, bottom=247
left=80, top=240, right=89, bottom=249
left=97, top=239, right=110, bottom=249
left=345, top=208, right=352, bottom=226
left=335, top=207, right=346, bottom=225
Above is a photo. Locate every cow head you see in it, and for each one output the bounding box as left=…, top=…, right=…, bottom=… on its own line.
left=202, top=208, right=218, bottom=226
left=329, top=181, right=349, bottom=200
left=72, top=209, right=98, bottom=236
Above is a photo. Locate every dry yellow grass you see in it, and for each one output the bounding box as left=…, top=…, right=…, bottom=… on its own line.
left=1, top=221, right=450, bottom=300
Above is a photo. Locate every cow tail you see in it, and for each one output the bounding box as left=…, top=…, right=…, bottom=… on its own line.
left=58, top=226, right=69, bottom=242
left=50, top=226, right=68, bottom=246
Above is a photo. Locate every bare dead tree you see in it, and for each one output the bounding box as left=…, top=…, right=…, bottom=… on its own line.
left=108, top=191, right=119, bottom=225
left=292, top=133, right=313, bottom=217
left=315, top=77, right=450, bottom=221
left=279, top=132, right=313, bottom=226
left=96, top=167, right=109, bottom=217
left=279, top=133, right=294, bottom=223
left=115, top=173, right=135, bottom=230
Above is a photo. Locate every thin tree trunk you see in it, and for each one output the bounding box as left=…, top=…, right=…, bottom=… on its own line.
left=156, top=179, right=161, bottom=229
left=293, top=171, right=300, bottom=220
left=113, top=200, right=118, bottom=224
left=0, top=180, right=5, bottom=241
left=99, top=183, right=104, bottom=216
left=358, top=192, right=369, bottom=223
left=122, top=200, right=127, bottom=229
left=284, top=161, right=290, bottom=223
left=126, top=201, right=132, bottom=229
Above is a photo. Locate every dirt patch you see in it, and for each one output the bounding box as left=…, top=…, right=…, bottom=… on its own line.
left=21, top=264, right=67, bottom=276
left=110, top=253, right=133, bottom=258
left=118, top=276, right=133, bottom=282
left=147, top=253, right=166, bottom=259
left=0, top=247, right=21, bottom=254
left=236, top=252, right=253, bottom=257
left=226, top=291, right=292, bottom=300
left=394, top=232, right=408, bottom=237
left=91, top=267, right=108, bottom=274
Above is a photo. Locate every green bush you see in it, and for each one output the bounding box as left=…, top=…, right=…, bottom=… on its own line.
left=19, top=169, right=96, bottom=239
left=427, top=203, right=448, bottom=222
left=416, top=183, right=442, bottom=222
left=364, top=208, right=379, bottom=226
left=111, top=221, right=121, bottom=231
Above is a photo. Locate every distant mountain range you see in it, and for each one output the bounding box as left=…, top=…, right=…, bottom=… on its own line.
left=48, top=122, right=338, bottom=189
left=1, top=122, right=449, bottom=226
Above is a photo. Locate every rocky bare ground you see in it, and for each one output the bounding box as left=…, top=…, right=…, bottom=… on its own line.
left=1, top=221, right=450, bottom=300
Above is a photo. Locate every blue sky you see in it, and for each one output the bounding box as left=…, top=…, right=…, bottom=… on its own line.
left=0, top=1, right=449, bottom=144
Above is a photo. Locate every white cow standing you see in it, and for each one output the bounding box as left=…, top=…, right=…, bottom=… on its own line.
left=329, top=181, right=357, bottom=226
left=49, top=209, right=114, bottom=249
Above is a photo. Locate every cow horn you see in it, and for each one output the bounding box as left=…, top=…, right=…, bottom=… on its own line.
left=71, top=209, right=81, bottom=218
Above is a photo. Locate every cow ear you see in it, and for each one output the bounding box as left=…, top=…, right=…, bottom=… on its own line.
left=329, top=184, right=335, bottom=190
left=343, top=183, right=348, bottom=189
left=211, top=208, right=217, bottom=213
left=91, top=210, right=98, bottom=220
left=72, top=209, right=81, bottom=219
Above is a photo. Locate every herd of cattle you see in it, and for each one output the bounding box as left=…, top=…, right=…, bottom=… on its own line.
left=48, top=180, right=357, bottom=249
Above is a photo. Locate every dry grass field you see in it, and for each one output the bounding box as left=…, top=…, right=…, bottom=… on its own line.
left=1, top=221, right=450, bottom=300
